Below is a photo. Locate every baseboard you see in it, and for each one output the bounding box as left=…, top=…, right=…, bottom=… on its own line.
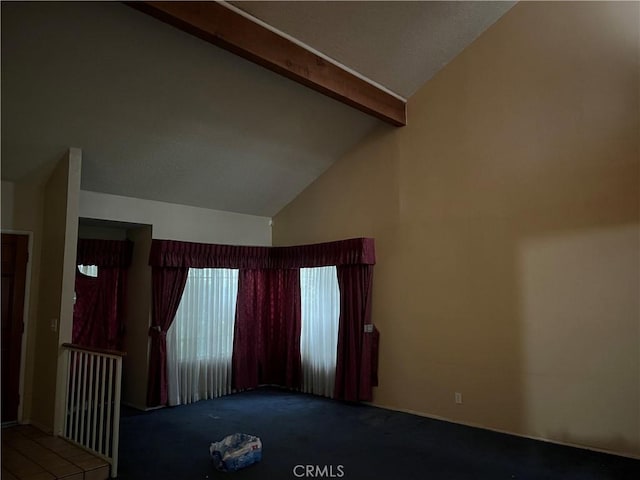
left=369, top=402, right=640, bottom=461
left=121, top=401, right=164, bottom=412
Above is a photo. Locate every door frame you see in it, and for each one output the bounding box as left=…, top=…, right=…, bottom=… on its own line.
left=2, top=229, right=33, bottom=423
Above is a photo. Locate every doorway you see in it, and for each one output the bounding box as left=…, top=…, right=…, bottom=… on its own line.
left=1, top=233, right=29, bottom=423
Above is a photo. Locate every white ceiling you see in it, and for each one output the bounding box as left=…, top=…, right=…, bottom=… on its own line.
left=1, top=1, right=514, bottom=217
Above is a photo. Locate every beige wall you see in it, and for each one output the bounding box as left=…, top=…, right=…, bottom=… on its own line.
left=1, top=178, right=45, bottom=424
left=122, top=225, right=153, bottom=409
left=79, top=190, right=272, bottom=246
left=2, top=180, right=16, bottom=227
left=31, top=149, right=81, bottom=432
left=274, top=1, right=639, bottom=456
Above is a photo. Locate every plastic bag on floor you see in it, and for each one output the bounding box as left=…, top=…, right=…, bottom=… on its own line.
left=209, top=433, right=262, bottom=472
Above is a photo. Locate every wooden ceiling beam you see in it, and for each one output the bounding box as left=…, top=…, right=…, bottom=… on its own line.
left=127, top=1, right=407, bottom=126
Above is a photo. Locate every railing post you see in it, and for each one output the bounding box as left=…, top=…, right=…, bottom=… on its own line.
left=63, top=348, right=72, bottom=437
left=111, top=357, right=123, bottom=478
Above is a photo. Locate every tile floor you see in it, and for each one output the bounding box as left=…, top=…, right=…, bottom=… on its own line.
left=2, top=425, right=109, bottom=480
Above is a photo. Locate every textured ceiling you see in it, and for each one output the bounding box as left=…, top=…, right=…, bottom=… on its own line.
left=231, top=1, right=515, bottom=98
left=1, top=1, right=514, bottom=217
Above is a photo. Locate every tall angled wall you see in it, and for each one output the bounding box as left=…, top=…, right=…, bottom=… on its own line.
left=273, top=1, right=640, bottom=456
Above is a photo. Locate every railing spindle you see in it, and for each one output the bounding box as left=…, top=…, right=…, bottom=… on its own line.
left=91, top=354, right=100, bottom=450
left=98, top=355, right=106, bottom=454
left=105, top=357, right=114, bottom=457
left=87, top=354, right=95, bottom=448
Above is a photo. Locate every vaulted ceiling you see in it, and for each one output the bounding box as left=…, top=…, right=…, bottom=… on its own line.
left=1, top=1, right=514, bottom=217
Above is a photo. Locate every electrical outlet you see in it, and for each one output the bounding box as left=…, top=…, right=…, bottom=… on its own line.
left=455, top=392, right=463, bottom=404
left=50, top=318, right=58, bottom=332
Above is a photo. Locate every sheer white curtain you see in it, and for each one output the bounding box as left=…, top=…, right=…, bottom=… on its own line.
left=167, top=268, right=238, bottom=406
left=300, top=266, right=340, bottom=397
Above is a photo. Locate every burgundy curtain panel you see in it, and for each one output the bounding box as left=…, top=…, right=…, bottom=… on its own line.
left=73, top=268, right=125, bottom=350
left=73, top=239, right=132, bottom=351
left=262, top=269, right=301, bottom=388
left=232, top=269, right=301, bottom=391
left=146, top=266, right=189, bottom=407
left=73, top=273, right=100, bottom=346
left=334, top=265, right=377, bottom=402
left=232, top=270, right=261, bottom=391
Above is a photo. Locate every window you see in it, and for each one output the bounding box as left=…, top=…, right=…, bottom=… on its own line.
left=167, top=268, right=239, bottom=405
left=78, top=264, right=98, bottom=277
left=300, top=266, right=340, bottom=397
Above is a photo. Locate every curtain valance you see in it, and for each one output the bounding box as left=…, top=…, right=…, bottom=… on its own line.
left=148, top=238, right=375, bottom=268
left=76, top=239, right=133, bottom=268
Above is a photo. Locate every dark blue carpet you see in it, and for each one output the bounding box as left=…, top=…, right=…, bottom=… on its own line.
left=118, top=387, right=639, bottom=479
